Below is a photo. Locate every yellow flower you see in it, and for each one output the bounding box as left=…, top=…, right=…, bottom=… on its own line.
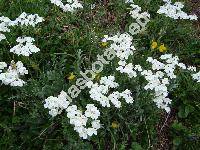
left=68, top=72, right=75, bottom=80
left=151, top=41, right=158, bottom=49
left=111, top=121, right=119, bottom=129
left=101, top=42, right=108, bottom=47
left=100, top=36, right=108, bottom=47
left=159, top=44, right=167, bottom=52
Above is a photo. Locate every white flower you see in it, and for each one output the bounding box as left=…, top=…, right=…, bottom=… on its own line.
left=87, top=76, right=134, bottom=108
left=134, top=65, right=143, bottom=72
left=0, top=61, right=28, bottom=87
left=85, top=104, right=100, bottom=120
left=65, top=104, right=100, bottom=139
left=129, top=3, right=150, bottom=19
left=107, top=33, right=135, bottom=60
left=187, top=66, right=196, bottom=72
left=177, top=63, right=186, bottom=70
left=0, top=16, right=11, bottom=32
left=87, top=128, right=97, bottom=136
left=49, top=109, right=59, bottom=117
left=116, top=63, right=137, bottom=78
left=0, top=33, right=6, bottom=41
left=108, top=92, right=121, bottom=108
left=10, top=37, right=40, bottom=56
left=10, top=12, right=44, bottom=27
left=0, top=62, right=7, bottom=72
left=118, top=60, right=126, bottom=66
left=44, top=91, right=70, bottom=117
left=100, top=75, right=119, bottom=88
left=192, top=71, right=200, bottom=82
left=160, top=54, right=173, bottom=60
left=91, top=120, right=101, bottom=129
left=120, top=89, right=134, bottom=104
left=50, top=0, right=83, bottom=12
left=157, top=0, right=198, bottom=20
left=74, top=126, right=88, bottom=139
left=125, top=0, right=133, bottom=3
left=0, top=13, right=44, bottom=43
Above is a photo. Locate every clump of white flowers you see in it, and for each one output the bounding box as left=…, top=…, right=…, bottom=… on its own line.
left=109, top=33, right=135, bottom=60
left=0, top=62, right=7, bottom=73
left=141, top=54, right=200, bottom=112
left=50, top=0, right=83, bottom=12
left=105, top=30, right=198, bottom=113
left=0, top=12, right=44, bottom=42
left=43, top=76, right=133, bottom=139
left=86, top=75, right=134, bottom=108
left=0, top=33, right=6, bottom=41
left=0, top=13, right=43, bottom=87
left=10, top=37, right=40, bottom=56
left=103, top=33, right=135, bottom=60
left=128, top=2, right=150, bottom=19
left=0, top=16, right=11, bottom=41
left=44, top=91, right=71, bottom=117
left=157, top=0, right=198, bottom=20
left=102, top=33, right=140, bottom=78
left=143, top=54, right=198, bottom=112
left=44, top=91, right=101, bottom=139
left=66, top=104, right=100, bottom=139
left=0, top=16, right=11, bottom=32
left=10, top=12, right=44, bottom=27
left=104, top=31, right=198, bottom=113
left=0, top=60, right=28, bottom=87
left=117, top=62, right=139, bottom=78
left=192, top=71, right=200, bottom=82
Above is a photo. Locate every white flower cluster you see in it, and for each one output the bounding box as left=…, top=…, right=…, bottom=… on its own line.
left=44, top=91, right=70, bottom=117
left=0, top=60, right=28, bottom=87
left=128, top=2, right=150, bottom=19
left=86, top=75, right=134, bottom=108
left=112, top=42, right=198, bottom=113
left=0, top=13, right=43, bottom=86
left=141, top=69, right=171, bottom=113
left=44, top=76, right=133, bottom=139
left=0, top=33, right=6, bottom=41
left=44, top=91, right=101, bottom=139
left=10, top=12, right=44, bottom=27
left=192, top=71, right=200, bottom=82
left=157, top=0, right=198, bottom=20
left=10, top=37, right=40, bottom=56
left=0, top=12, right=44, bottom=42
left=0, top=16, right=11, bottom=42
left=50, top=0, right=83, bottom=12
left=66, top=104, right=100, bottom=139
left=106, top=33, right=135, bottom=60
left=103, top=33, right=141, bottom=78
left=0, top=62, right=7, bottom=73
left=117, top=62, right=142, bottom=78
left=140, top=54, right=198, bottom=112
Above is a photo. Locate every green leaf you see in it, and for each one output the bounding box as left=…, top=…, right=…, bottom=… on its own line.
left=178, top=105, right=195, bottom=118
left=173, top=137, right=182, bottom=146
left=131, top=142, right=143, bottom=150
left=185, top=105, right=195, bottom=115
left=171, top=122, right=185, bottom=131
left=178, top=106, right=188, bottom=118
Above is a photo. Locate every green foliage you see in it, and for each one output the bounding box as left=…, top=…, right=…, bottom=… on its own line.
left=0, top=0, right=199, bottom=149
